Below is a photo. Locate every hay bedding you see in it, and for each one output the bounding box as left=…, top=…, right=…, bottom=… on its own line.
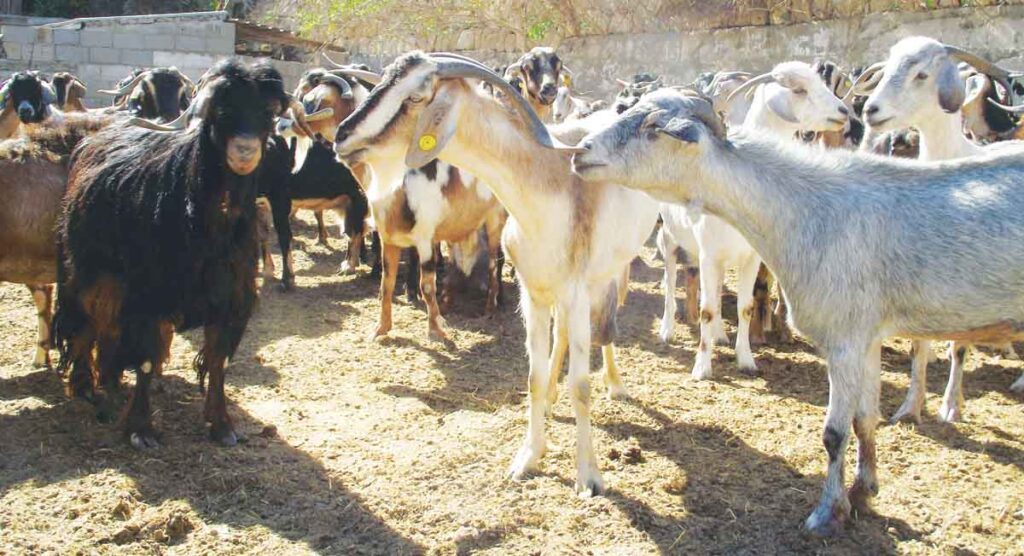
left=1, top=214, right=1022, bottom=555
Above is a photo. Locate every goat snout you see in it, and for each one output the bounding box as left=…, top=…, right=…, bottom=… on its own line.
left=838, top=105, right=849, bottom=116
left=539, top=83, right=558, bottom=104
left=17, top=101, right=35, bottom=122
left=226, top=135, right=263, bottom=176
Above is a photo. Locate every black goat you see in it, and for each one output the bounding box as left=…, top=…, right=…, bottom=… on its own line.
left=256, top=135, right=370, bottom=289
left=53, top=59, right=284, bottom=449
left=98, top=67, right=194, bottom=122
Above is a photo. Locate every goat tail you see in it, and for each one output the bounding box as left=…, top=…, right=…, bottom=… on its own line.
left=50, top=238, right=84, bottom=378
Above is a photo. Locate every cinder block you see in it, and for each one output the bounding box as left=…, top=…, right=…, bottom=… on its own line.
left=81, top=29, right=112, bottom=48
left=145, top=35, right=176, bottom=50
left=175, top=35, right=205, bottom=52
left=112, top=32, right=145, bottom=50
left=29, top=43, right=54, bottom=62
left=89, top=47, right=119, bottom=64
left=100, top=64, right=136, bottom=79
left=34, top=28, right=52, bottom=43
left=1, top=25, right=35, bottom=44
left=154, top=51, right=219, bottom=69
left=53, top=29, right=80, bottom=45
left=205, top=36, right=234, bottom=54
left=55, top=45, right=85, bottom=64
left=3, top=42, right=21, bottom=60
left=120, top=49, right=153, bottom=66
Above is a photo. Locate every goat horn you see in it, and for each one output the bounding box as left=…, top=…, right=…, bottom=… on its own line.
left=726, top=72, right=776, bottom=104
left=849, top=62, right=886, bottom=98
left=428, top=54, right=584, bottom=152
left=944, top=45, right=1012, bottom=90
left=330, top=67, right=382, bottom=86
left=986, top=97, right=1024, bottom=114
left=304, top=106, right=335, bottom=122
left=125, top=116, right=185, bottom=131
left=98, top=70, right=150, bottom=96
left=322, top=51, right=347, bottom=68
left=320, top=72, right=354, bottom=99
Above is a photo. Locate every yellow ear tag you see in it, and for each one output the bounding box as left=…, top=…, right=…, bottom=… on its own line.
left=563, top=75, right=572, bottom=88
left=418, top=134, right=437, bottom=152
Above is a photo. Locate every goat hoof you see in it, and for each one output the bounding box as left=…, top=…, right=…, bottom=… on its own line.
left=938, top=402, right=963, bottom=423
left=128, top=429, right=160, bottom=450
left=890, top=403, right=923, bottom=426
left=32, top=350, right=50, bottom=368
left=427, top=328, right=449, bottom=343
left=508, top=443, right=545, bottom=481
left=848, top=480, right=878, bottom=516
left=691, top=359, right=714, bottom=381
left=738, top=363, right=759, bottom=378
left=804, top=498, right=850, bottom=537
left=339, top=261, right=357, bottom=275
left=277, top=279, right=295, bottom=293
left=575, top=467, right=605, bottom=498
left=604, top=376, right=628, bottom=400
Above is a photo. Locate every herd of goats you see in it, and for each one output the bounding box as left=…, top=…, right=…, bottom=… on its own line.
left=2, top=33, right=1024, bottom=536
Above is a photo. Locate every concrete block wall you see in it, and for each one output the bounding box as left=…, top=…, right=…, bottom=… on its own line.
left=0, top=11, right=237, bottom=107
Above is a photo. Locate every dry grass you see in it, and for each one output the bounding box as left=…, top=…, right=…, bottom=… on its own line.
left=1, top=213, right=1023, bottom=554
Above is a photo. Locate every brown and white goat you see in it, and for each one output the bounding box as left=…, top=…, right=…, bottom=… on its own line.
left=334, top=53, right=659, bottom=495
left=0, top=113, right=113, bottom=366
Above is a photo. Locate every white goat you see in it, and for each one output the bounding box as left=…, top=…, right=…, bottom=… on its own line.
left=572, top=87, right=1024, bottom=535
left=552, top=85, right=605, bottom=123
left=861, top=36, right=1024, bottom=421
left=661, top=61, right=849, bottom=379
left=334, top=52, right=659, bottom=496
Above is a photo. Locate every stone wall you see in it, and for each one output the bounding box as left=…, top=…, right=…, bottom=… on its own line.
left=345, top=4, right=1024, bottom=101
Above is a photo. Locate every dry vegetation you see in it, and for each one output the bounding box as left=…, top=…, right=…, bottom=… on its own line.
left=257, top=0, right=1024, bottom=52
left=1, top=214, right=1023, bottom=554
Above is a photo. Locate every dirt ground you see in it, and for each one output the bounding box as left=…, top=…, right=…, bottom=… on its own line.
left=1, top=214, right=1022, bottom=555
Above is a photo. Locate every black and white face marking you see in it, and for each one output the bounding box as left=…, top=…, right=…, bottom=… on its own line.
left=518, top=47, right=563, bottom=105
left=7, top=72, right=48, bottom=123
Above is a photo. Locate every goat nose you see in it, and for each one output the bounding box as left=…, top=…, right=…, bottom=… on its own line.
left=864, top=104, right=879, bottom=116
left=838, top=105, right=849, bottom=116
left=541, top=84, right=556, bottom=96
left=580, top=140, right=593, bottom=151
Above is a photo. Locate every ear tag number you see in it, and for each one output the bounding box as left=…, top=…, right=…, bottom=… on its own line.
left=418, top=134, right=437, bottom=151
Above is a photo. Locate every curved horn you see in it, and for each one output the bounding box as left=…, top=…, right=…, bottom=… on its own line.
left=304, top=106, right=335, bottom=122
left=322, top=51, right=346, bottom=68
left=986, top=97, right=1024, bottom=114
left=330, top=67, right=381, bottom=86
left=726, top=72, right=777, bottom=103
left=98, top=70, right=150, bottom=96
left=849, top=61, right=886, bottom=98
left=428, top=53, right=582, bottom=152
left=319, top=72, right=354, bottom=98
left=944, top=45, right=1012, bottom=90
left=125, top=116, right=184, bottom=131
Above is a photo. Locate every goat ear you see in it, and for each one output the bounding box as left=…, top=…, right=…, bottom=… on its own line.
left=657, top=117, right=702, bottom=143
left=405, top=88, right=459, bottom=169
left=765, top=88, right=799, bottom=123
left=963, top=74, right=987, bottom=107
left=0, top=80, right=10, bottom=109
left=937, top=60, right=966, bottom=113
left=41, top=82, right=57, bottom=106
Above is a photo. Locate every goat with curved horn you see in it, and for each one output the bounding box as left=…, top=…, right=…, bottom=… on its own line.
left=428, top=53, right=584, bottom=152
left=318, top=73, right=354, bottom=99
left=726, top=73, right=777, bottom=103
left=98, top=70, right=150, bottom=96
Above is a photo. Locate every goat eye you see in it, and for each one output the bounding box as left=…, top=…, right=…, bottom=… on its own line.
left=916, top=72, right=928, bottom=81
left=793, top=88, right=807, bottom=95
left=408, top=94, right=425, bottom=104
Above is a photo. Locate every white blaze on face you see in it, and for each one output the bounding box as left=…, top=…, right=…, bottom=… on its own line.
left=344, top=63, right=436, bottom=147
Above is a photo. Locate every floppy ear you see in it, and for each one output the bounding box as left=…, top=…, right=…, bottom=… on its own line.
left=70, top=79, right=87, bottom=99
left=937, top=60, right=965, bottom=113
left=41, top=82, right=57, bottom=106
left=657, top=117, right=702, bottom=143
left=765, top=87, right=799, bottom=123
left=0, top=80, right=10, bottom=109
left=405, top=87, right=460, bottom=169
